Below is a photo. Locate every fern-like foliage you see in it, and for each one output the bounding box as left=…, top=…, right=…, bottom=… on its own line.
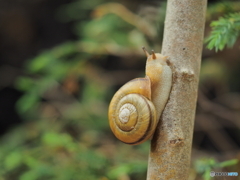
left=205, top=12, right=240, bottom=52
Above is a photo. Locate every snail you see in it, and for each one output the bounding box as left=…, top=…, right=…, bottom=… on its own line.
left=108, top=47, right=172, bottom=145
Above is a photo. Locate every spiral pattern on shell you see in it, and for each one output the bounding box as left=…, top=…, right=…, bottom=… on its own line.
left=108, top=78, right=157, bottom=145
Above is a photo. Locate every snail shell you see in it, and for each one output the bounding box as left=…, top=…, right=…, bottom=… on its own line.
left=108, top=48, right=172, bottom=145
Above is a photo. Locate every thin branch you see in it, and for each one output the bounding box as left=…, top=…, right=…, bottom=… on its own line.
left=147, top=1, right=207, bottom=179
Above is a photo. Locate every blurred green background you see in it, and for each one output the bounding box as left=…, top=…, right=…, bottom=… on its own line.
left=0, top=0, right=240, bottom=180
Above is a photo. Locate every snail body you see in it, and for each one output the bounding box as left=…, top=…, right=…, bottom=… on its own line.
left=108, top=48, right=172, bottom=145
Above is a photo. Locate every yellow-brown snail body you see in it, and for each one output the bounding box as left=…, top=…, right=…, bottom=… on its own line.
left=108, top=48, right=172, bottom=145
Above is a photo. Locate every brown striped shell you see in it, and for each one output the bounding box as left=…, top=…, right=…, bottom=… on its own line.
left=108, top=77, right=157, bottom=145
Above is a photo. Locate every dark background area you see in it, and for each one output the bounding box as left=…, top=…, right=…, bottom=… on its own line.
left=0, top=0, right=75, bottom=134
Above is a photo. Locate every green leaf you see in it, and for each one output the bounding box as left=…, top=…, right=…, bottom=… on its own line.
left=205, top=12, right=240, bottom=52
left=41, top=132, right=73, bottom=148
left=108, top=164, right=132, bottom=178
left=15, top=77, right=35, bottom=91
left=202, top=168, right=212, bottom=180
left=194, top=158, right=216, bottom=174
left=20, top=170, right=39, bottom=180
left=4, top=152, right=23, bottom=170
left=16, top=92, right=39, bottom=114
left=218, top=159, right=239, bottom=167
left=27, top=51, right=56, bottom=74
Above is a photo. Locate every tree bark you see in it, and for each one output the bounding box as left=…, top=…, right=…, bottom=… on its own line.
left=147, top=0, right=207, bottom=179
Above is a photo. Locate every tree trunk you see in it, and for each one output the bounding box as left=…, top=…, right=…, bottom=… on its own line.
left=147, top=0, right=207, bottom=179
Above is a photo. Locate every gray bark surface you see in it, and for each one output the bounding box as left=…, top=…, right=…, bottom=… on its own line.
left=147, top=1, right=207, bottom=179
